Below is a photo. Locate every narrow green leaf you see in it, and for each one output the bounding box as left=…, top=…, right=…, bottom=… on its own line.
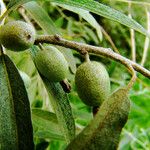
left=66, top=88, right=130, bottom=150
left=1, top=0, right=148, bottom=36
left=7, top=0, right=33, bottom=9
left=58, top=48, right=76, bottom=74
left=55, top=3, right=103, bottom=41
left=0, top=0, right=33, bottom=22
left=0, top=0, right=6, bottom=25
left=32, top=109, right=58, bottom=124
left=34, top=131, right=64, bottom=141
left=0, top=54, right=34, bottom=150
left=115, top=0, right=150, bottom=6
left=84, top=26, right=99, bottom=44
left=42, top=78, right=75, bottom=143
left=23, top=1, right=58, bottom=35
left=32, top=109, right=64, bottom=140
left=30, top=46, right=75, bottom=143
left=50, top=0, right=148, bottom=36
left=19, top=70, right=31, bottom=88
left=0, top=1, right=6, bottom=18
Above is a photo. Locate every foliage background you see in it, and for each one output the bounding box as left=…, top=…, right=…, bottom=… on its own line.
left=1, top=0, right=150, bottom=149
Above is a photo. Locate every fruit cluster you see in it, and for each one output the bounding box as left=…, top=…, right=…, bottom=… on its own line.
left=0, top=20, right=111, bottom=107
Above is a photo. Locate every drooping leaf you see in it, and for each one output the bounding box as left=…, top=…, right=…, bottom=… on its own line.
left=54, top=3, right=103, bottom=41
left=23, top=1, right=58, bottom=35
left=7, top=0, right=32, bottom=9
left=0, top=0, right=148, bottom=36
left=58, top=48, right=76, bottom=74
left=32, top=109, right=64, bottom=141
left=19, top=70, right=31, bottom=88
left=42, top=78, right=75, bottom=143
left=66, top=88, right=130, bottom=150
left=50, top=0, right=148, bottom=36
left=32, top=109, right=58, bottom=124
left=0, top=0, right=33, bottom=22
left=30, top=46, right=75, bottom=143
left=114, top=0, right=150, bottom=6
left=0, top=0, right=6, bottom=25
left=34, top=131, right=64, bottom=141
left=0, top=53, right=34, bottom=150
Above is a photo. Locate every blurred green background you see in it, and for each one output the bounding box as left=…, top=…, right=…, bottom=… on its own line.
left=2, top=0, right=150, bottom=149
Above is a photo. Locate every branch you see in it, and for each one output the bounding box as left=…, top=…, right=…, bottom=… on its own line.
left=35, top=35, right=150, bottom=79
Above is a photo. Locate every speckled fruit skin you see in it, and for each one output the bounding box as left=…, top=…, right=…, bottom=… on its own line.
left=34, top=46, right=69, bottom=82
left=0, top=21, right=35, bottom=51
left=75, top=61, right=110, bottom=106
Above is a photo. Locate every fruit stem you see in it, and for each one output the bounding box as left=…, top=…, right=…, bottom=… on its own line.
left=60, top=79, right=71, bottom=93
left=84, top=52, right=90, bottom=62
left=92, top=106, right=100, bottom=117
left=126, top=64, right=137, bottom=91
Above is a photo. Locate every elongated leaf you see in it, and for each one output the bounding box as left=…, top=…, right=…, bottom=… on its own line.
left=58, top=48, right=76, bottom=74
left=115, top=0, right=150, bottom=6
left=55, top=3, right=103, bottom=41
left=66, top=88, right=130, bottom=150
left=23, top=1, right=58, bottom=35
left=32, top=109, right=58, bottom=124
left=50, top=0, right=148, bottom=36
left=32, top=109, right=64, bottom=140
left=34, top=131, right=64, bottom=141
left=0, top=53, right=34, bottom=150
left=42, top=78, right=75, bottom=142
left=30, top=46, right=75, bottom=143
left=1, top=0, right=148, bottom=36
left=7, top=0, right=32, bottom=9
left=0, top=0, right=33, bottom=22
left=0, top=0, right=6, bottom=25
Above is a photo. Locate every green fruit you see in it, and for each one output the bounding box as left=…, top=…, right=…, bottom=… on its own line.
left=19, top=71, right=31, bottom=88
left=0, top=21, right=35, bottom=51
left=75, top=61, right=110, bottom=106
left=34, top=46, right=69, bottom=82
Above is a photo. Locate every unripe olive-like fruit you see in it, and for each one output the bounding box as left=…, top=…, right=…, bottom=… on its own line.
left=34, top=46, right=69, bottom=82
left=75, top=61, right=110, bottom=106
left=0, top=21, right=35, bottom=51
